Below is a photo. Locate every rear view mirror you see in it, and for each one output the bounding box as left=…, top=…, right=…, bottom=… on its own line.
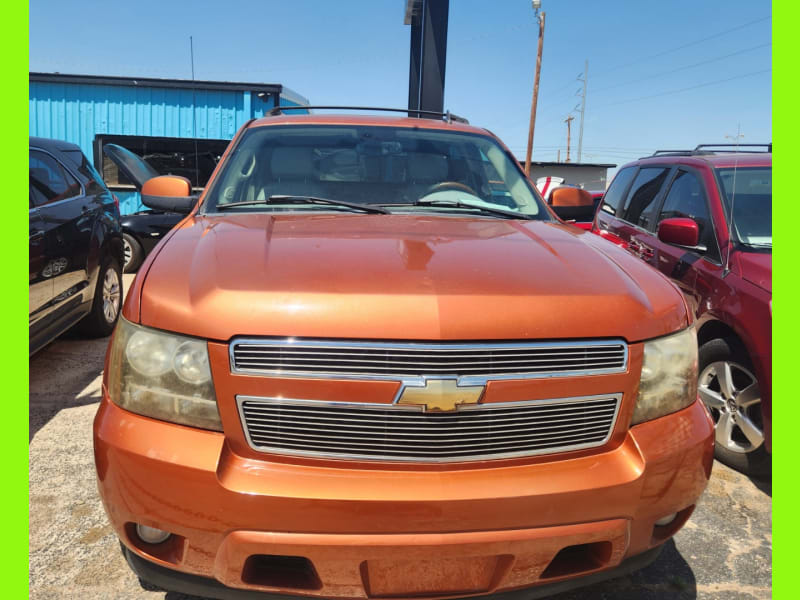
left=141, top=175, right=196, bottom=214
left=657, top=217, right=700, bottom=248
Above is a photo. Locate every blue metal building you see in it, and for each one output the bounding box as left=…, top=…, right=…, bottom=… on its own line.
left=29, top=72, right=309, bottom=214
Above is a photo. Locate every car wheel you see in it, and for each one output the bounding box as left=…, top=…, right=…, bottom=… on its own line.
left=122, top=233, right=144, bottom=273
left=77, top=256, right=122, bottom=338
left=698, top=338, right=770, bottom=478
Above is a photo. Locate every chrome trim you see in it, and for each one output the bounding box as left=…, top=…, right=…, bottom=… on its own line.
left=229, top=338, right=628, bottom=384
left=236, top=393, right=622, bottom=463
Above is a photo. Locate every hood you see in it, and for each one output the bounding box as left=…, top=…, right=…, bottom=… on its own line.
left=132, top=214, right=688, bottom=343
left=735, top=251, right=772, bottom=293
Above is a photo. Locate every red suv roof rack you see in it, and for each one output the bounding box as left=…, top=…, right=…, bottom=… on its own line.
left=646, top=143, right=771, bottom=159
left=267, top=105, right=470, bottom=124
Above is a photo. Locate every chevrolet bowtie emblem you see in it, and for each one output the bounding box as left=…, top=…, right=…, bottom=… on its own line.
left=396, top=379, right=485, bottom=412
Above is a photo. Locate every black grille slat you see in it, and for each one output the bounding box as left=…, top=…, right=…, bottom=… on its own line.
left=231, top=339, right=627, bottom=378
left=242, top=407, right=617, bottom=430
left=239, top=396, right=620, bottom=462
left=242, top=399, right=614, bottom=423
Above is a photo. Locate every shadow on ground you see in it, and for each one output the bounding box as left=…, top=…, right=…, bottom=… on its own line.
left=29, top=332, right=109, bottom=441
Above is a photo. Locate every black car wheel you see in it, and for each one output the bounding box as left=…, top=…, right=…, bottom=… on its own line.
left=123, top=233, right=144, bottom=273
left=698, top=337, right=771, bottom=479
left=77, top=256, right=122, bottom=337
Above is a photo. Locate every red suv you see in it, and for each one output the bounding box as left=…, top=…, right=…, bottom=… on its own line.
left=592, top=145, right=771, bottom=477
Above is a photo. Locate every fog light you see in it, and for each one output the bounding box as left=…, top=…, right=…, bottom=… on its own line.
left=135, top=523, right=171, bottom=544
left=654, top=513, right=678, bottom=527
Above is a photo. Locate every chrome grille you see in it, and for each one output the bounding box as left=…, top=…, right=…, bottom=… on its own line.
left=230, top=339, right=628, bottom=380
left=237, top=395, right=621, bottom=462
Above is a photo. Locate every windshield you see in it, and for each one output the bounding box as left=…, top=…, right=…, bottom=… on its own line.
left=716, top=166, right=771, bottom=249
left=202, top=125, right=547, bottom=218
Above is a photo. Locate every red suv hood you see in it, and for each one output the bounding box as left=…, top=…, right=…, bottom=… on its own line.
left=735, top=251, right=772, bottom=293
left=130, top=213, right=687, bottom=343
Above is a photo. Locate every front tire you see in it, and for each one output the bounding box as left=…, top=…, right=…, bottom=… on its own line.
left=698, top=337, right=770, bottom=479
left=77, top=257, right=122, bottom=338
left=122, top=233, right=144, bottom=273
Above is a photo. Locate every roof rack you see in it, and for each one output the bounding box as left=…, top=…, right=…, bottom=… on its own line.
left=267, top=105, right=469, bottom=124
left=646, top=142, right=772, bottom=159
left=649, top=150, right=713, bottom=157
left=694, top=143, right=771, bottom=153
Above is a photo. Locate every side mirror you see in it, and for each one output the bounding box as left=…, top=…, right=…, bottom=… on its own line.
left=141, top=176, right=196, bottom=214
left=657, top=217, right=700, bottom=248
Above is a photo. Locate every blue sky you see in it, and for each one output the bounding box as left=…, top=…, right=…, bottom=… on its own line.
left=29, top=0, right=771, bottom=171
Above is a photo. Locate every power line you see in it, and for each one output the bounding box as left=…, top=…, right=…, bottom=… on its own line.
left=595, top=15, right=771, bottom=75
left=592, top=42, right=771, bottom=94
left=536, top=40, right=770, bottom=121
left=593, top=68, right=771, bottom=110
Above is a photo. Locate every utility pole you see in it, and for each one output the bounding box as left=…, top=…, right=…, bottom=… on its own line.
left=577, top=59, right=587, bottom=163
left=557, top=149, right=561, bottom=163
left=524, top=1, right=545, bottom=176
left=564, top=115, right=574, bottom=163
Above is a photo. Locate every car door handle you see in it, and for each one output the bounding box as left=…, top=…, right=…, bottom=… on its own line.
left=30, top=229, right=44, bottom=241
left=628, top=241, right=653, bottom=259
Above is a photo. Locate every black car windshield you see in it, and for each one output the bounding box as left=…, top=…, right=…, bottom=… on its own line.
left=716, top=166, right=772, bottom=249
left=201, top=125, right=548, bottom=219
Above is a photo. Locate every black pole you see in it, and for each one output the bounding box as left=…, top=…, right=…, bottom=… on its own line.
left=419, top=0, right=449, bottom=115
left=407, top=0, right=449, bottom=118
left=408, top=16, right=422, bottom=114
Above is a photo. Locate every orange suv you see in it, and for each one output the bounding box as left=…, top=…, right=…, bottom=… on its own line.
left=94, top=109, right=714, bottom=599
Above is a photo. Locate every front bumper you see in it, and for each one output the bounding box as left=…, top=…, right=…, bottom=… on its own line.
left=123, top=542, right=664, bottom=600
left=94, top=398, right=713, bottom=599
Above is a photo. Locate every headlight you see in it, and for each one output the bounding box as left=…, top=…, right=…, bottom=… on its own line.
left=107, top=317, right=222, bottom=431
left=631, top=327, right=698, bottom=425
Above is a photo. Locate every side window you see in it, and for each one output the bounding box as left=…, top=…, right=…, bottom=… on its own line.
left=29, top=150, right=81, bottom=206
left=63, top=149, right=105, bottom=194
left=622, top=167, right=670, bottom=229
left=600, top=166, right=637, bottom=216
left=658, top=169, right=718, bottom=260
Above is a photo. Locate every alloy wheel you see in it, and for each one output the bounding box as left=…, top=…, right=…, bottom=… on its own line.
left=699, top=360, right=763, bottom=453
left=102, top=267, right=121, bottom=324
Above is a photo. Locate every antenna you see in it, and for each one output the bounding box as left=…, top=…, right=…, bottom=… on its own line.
left=190, top=36, right=200, bottom=190
left=723, top=124, right=743, bottom=276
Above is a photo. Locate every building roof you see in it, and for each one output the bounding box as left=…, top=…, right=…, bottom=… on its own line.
left=29, top=72, right=309, bottom=105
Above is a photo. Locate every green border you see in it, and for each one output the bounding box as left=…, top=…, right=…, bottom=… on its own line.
left=773, top=1, right=784, bottom=598
left=8, top=2, right=28, bottom=596
left=17, top=4, right=777, bottom=599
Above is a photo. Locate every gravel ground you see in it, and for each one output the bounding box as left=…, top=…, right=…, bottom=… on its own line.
left=29, top=274, right=771, bottom=599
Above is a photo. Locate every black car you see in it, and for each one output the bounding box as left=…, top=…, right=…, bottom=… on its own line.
left=120, top=209, right=183, bottom=273
left=29, top=137, right=124, bottom=354
left=102, top=144, right=186, bottom=272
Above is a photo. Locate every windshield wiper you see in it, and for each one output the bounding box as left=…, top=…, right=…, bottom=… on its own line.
left=216, top=195, right=390, bottom=214
left=389, top=199, right=535, bottom=220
